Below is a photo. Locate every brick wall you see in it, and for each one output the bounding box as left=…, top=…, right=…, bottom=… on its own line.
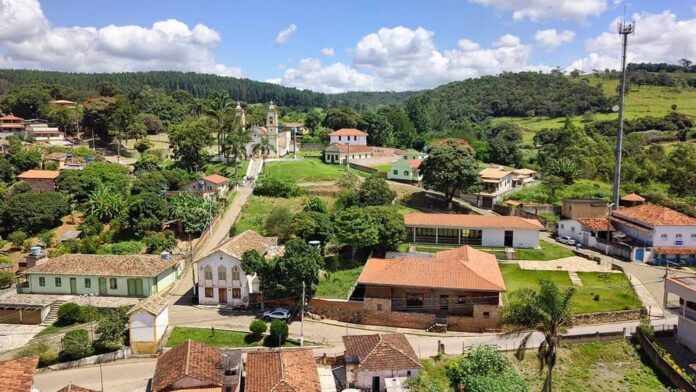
left=0, top=309, right=43, bottom=324
left=309, top=299, right=364, bottom=324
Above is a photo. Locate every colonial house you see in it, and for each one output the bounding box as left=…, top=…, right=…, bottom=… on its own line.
left=181, top=173, right=230, bottom=200
left=196, top=230, right=282, bottom=306
left=243, top=102, right=292, bottom=159
left=401, top=148, right=427, bottom=161
left=0, top=356, right=38, bottom=392
left=329, top=128, right=368, bottom=145
left=17, top=169, right=60, bottom=192
left=610, top=204, right=696, bottom=264
left=324, top=142, right=374, bottom=164
left=19, top=253, right=184, bottom=297
left=356, top=246, right=506, bottom=330
left=556, top=217, right=615, bottom=247
left=127, top=292, right=169, bottom=354
left=404, top=213, right=543, bottom=248
left=471, top=166, right=538, bottom=208
left=245, top=349, right=322, bottom=392
left=152, top=340, right=242, bottom=392
left=343, top=333, right=421, bottom=391
left=665, top=276, right=696, bottom=352
left=387, top=159, right=422, bottom=183
left=561, top=198, right=609, bottom=219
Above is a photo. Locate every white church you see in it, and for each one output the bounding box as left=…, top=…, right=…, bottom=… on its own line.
left=236, top=101, right=294, bottom=159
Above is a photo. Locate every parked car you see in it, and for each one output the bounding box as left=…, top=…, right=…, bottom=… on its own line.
left=556, top=236, right=576, bottom=245
left=262, top=308, right=291, bottom=321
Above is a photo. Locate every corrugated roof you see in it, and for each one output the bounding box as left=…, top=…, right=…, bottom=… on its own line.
left=612, top=204, right=696, bottom=226
left=343, top=334, right=420, bottom=372
left=23, top=254, right=183, bottom=278
left=404, top=213, right=544, bottom=230
left=245, top=350, right=322, bottom=392
left=329, top=128, right=368, bottom=136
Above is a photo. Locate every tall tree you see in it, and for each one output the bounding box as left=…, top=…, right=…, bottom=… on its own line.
left=222, top=117, right=250, bottom=182
left=205, top=91, right=234, bottom=159
left=253, top=136, right=276, bottom=163
left=322, top=107, right=359, bottom=130
left=358, top=111, right=394, bottom=146
left=168, top=119, right=213, bottom=172
left=333, top=207, right=379, bottom=261
left=420, top=141, right=480, bottom=208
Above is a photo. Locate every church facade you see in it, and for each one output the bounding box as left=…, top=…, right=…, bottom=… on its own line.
left=238, top=102, right=293, bottom=159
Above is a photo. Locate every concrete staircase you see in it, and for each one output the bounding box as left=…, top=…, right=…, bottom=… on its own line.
left=41, top=299, right=67, bottom=326
left=426, top=315, right=448, bottom=333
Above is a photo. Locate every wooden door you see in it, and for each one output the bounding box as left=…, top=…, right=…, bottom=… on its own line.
left=98, top=278, right=107, bottom=295
left=69, top=278, right=77, bottom=294
left=219, top=288, right=227, bottom=304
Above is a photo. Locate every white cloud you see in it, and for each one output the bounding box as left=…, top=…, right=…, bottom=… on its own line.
left=0, top=0, right=243, bottom=76
left=320, top=47, right=335, bottom=56
left=569, top=11, right=696, bottom=72
left=470, top=0, right=607, bottom=22
left=275, top=26, right=546, bottom=92
left=535, top=29, right=575, bottom=49
left=275, top=24, right=297, bottom=45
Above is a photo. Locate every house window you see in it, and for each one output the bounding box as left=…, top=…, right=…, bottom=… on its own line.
left=407, top=371, right=412, bottom=377
left=692, top=234, right=696, bottom=239
left=483, top=312, right=490, bottom=319
left=560, top=224, right=564, bottom=229
left=393, top=170, right=398, bottom=175
left=353, top=136, right=357, bottom=141
left=84, top=278, right=91, bottom=288
left=404, top=171, right=409, bottom=175
left=376, top=304, right=382, bottom=311
left=661, top=234, right=668, bottom=240
left=110, top=278, right=117, bottom=289
left=571, top=227, right=575, bottom=232
left=204, top=266, right=213, bottom=281
left=232, top=288, right=241, bottom=298
left=55, top=277, right=62, bottom=287
left=676, top=234, right=683, bottom=239
left=232, top=266, right=240, bottom=281
left=39, top=277, right=45, bottom=287
left=205, top=288, right=214, bottom=298
left=218, top=266, right=226, bottom=281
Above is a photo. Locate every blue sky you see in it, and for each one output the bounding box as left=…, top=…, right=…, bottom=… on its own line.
left=1, top=0, right=695, bottom=92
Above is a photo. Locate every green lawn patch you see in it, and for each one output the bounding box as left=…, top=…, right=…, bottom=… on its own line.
left=515, top=241, right=575, bottom=261
left=316, top=266, right=363, bottom=299
left=165, top=326, right=301, bottom=348
left=204, top=160, right=249, bottom=183
left=372, top=164, right=392, bottom=174
left=34, top=321, right=82, bottom=338
left=235, top=195, right=323, bottom=234
left=263, top=157, right=348, bottom=182
left=507, top=179, right=612, bottom=206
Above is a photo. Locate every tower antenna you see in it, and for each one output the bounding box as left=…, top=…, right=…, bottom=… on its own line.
left=611, top=17, right=635, bottom=210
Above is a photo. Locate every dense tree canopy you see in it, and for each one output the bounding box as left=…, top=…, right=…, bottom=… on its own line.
left=421, top=141, right=481, bottom=207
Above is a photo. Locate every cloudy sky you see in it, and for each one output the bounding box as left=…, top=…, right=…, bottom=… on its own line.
left=0, top=0, right=695, bottom=93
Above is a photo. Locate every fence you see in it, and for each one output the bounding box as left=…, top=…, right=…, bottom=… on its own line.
left=635, top=330, right=696, bottom=391
left=37, top=348, right=132, bottom=372
left=347, top=162, right=378, bottom=174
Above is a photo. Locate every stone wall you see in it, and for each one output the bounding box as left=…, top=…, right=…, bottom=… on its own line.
left=309, top=299, right=363, bottom=324
left=572, top=309, right=644, bottom=325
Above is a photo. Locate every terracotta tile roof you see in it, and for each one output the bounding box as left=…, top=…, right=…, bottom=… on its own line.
left=325, top=142, right=374, bottom=154
left=202, top=174, right=229, bottom=185
left=512, top=168, right=537, bottom=175
left=329, top=128, right=368, bottom=136
left=343, top=334, right=420, bottom=372
left=56, top=383, right=100, bottom=392
left=576, top=217, right=615, bottom=232
left=621, top=193, right=645, bottom=202
left=612, top=204, right=696, bottom=226
left=153, top=340, right=223, bottom=392
left=0, top=113, right=23, bottom=121
left=199, top=230, right=278, bottom=261
left=245, top=349, right=322, bottom=392
left=404, top=213, right=544, bottom=230
left=358, top=246, right=506, bottom=292
left=0, top=356, right=38, bottom=392
left=45, top=152, right=68, bottom=160
left=479, top=167, right=512, bottom=180
left=127, top=291, right=168, bottom=316
left=405, top=160, right=422, bottom=170
left=23, top=253, right=183, bottom=278
left=17, top=169, right=60, bottom=180
left=654, top=247, right=696, bottom=255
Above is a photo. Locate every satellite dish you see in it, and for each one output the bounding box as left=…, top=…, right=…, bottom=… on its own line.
left=612, top=105, right=620, bottom=112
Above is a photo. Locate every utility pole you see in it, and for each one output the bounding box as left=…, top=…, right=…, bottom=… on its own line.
left=611, top=19, right=635, bottom=210
left=300, top=281, right=305, bottom=347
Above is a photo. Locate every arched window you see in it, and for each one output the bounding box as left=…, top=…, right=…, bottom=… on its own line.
left=204, top=265, right=213, bottom=281
left=232, top=266, right=241, bottom=281
left=218, top=266, right=226, bottom=281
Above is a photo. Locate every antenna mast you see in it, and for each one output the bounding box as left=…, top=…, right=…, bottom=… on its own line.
left=611, top=18, right=635, bottom=210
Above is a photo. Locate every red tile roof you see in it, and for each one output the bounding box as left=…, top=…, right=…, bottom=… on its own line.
left=199, top=230, right=278, bottom=260
left=621, top=193, right=645, bottom=202
left=329, top=128, right=368, bottom=136
left=576, top=217, right=615, bottom=232
left=152, top=340, right=222, bottom=392
left=404, top=213, right=544, bottom=230
left=343, top=334, right=420, bottom=372
left=56, top=383, right=100, bottom=392
left=202, top=174, right=229, bottom=185
left=405, top=159, right=422, bottom=170
left=245, top=350, right=321, bottom=392
left=325, top=142, right=374, bottom=154
left=17, top=169, right=61, bottom=180
left=0, top=113, right=23, bottom=121
left=654, top=247, right=696, bottom=255
left=358, top=246, right=506, bottom=292
left=0, top=356, right=38, bottom=392
left=612, top=204, right=696, bottom=226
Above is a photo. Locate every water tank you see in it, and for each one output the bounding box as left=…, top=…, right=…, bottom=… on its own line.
left=160, top=251, right=172, bottom=260
left=308, top=240, right=321, bottom=249
left=30, top=246, right=42, bottom=256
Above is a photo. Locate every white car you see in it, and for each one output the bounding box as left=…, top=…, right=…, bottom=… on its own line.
left=262, top=308, right=291, bottom=321
left=556, top=236, right=576, bottom=246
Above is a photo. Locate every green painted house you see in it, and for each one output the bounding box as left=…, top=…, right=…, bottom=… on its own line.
left=19, top=253, right=184, bottom=297
left=387, top=159, right=423, bottom=183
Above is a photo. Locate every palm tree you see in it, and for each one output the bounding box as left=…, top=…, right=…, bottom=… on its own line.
left=206, top=92, right=234, bottom=160
left=187, top=99, right=206, bottom=119
left=224, top=122, right=251, bottom=184
left=253, top=136, right=276, bottom=163
left=504, top=279, right=575, bottom=392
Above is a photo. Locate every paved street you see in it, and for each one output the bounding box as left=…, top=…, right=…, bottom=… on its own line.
left=34, top=358, right=156, bottom=392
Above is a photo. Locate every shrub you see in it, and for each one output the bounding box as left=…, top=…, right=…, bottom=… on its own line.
left=302, top=196, right=328, bottom=213
left=0, top=270, right=14, bottom=288
left=60, top=329, right=94, bottom=361
left=37, top=230, right=55, bottom=248
left=253, top=176, right=302, bottom=198
left=79, top=305, right=101, bottom=323
left=637, top=317, right=655, bottom=338
left=249, top=320, right=267, bottom=338
left=267, top=320, right=289, bottom=347
left=16, top=341, right=59, bottom=367
left=78, top=215, right=104, bottom=237
left=593, top=294, right=600, bottom=301
left=93, top=308, right=128, bottom=353
left=8, top=231, right=28, bottom=249
left=0, top=256, right=11, bottom=264
left=57, top=303, right=82, bottom=326
left=143, top=231, right=177, bottom=254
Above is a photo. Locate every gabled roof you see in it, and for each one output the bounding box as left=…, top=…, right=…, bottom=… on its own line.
left=56, top=383, right=100, bottom=392
left=512, top=168, right=537, bottom=175
left=199, top=230, right=278, bottom=261
left=576, top=217, right=615, bottom=232
left=0, top=113, right=23, bottom=121
left=621, top=193, right=645, bottom=202
left=0, top=356, right=38, bottom=392
left=479, top=167, right=512, bottom=180
left=329, top=128, right=368, bottom=136
left=127, top=291, right=168, bottom=316
left=343, top=334, right=420, bottom=372
left=23, top=254, right=183, bottom=278
left=153, top=340, right=223, bottom=392
left=202, top=173, right=229, bottom=185
left=325, top=142, right=374, bottom=154
left=245, top=349, right=321, bottom=392
left=404, top=159, right=422, bottom=170
left=612, top=204, right=696, bottom=227
left=358, top=246, right=506, bottom=292
left=404, top=213, right=544, bottom=230
left=17, top=169, right=60, bottom=180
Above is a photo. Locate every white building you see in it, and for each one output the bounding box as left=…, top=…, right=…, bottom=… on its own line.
left=196, top=230, right=282, bottom=306
left=472, top=167, right=539, bottom=209
left=243, top=102, right=292, bottom=159
left=556, top=217, right=615, bottom=247
left=665, top=276, right=696, bottom=352
left=127, top=292, right=169, bottom=354
left=404, top=213, right=543, bottom=248
left=343, top=334, right=420, bottom=391
left=181, top=174, right=230, bottom=200
left=328, top=128, right=368, bottom=145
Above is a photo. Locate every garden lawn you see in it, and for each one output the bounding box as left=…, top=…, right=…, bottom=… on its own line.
left=315, top=266, right=363, bottom=299
left=165, top=326, right=301, bottom=348
left=515, top=241, right=575, bottom=261
left=234, top=195, right=320, bottom=234
left=512, top=340, right=669, bottom=392
left=372, top=164, right=391, bottom=174
left=263, top=157, right=348, bottom=182
left=500, top=264, right=642, bottom=313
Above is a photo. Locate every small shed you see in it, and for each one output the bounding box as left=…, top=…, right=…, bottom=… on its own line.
left=127, top=292, right=169, bottom=354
